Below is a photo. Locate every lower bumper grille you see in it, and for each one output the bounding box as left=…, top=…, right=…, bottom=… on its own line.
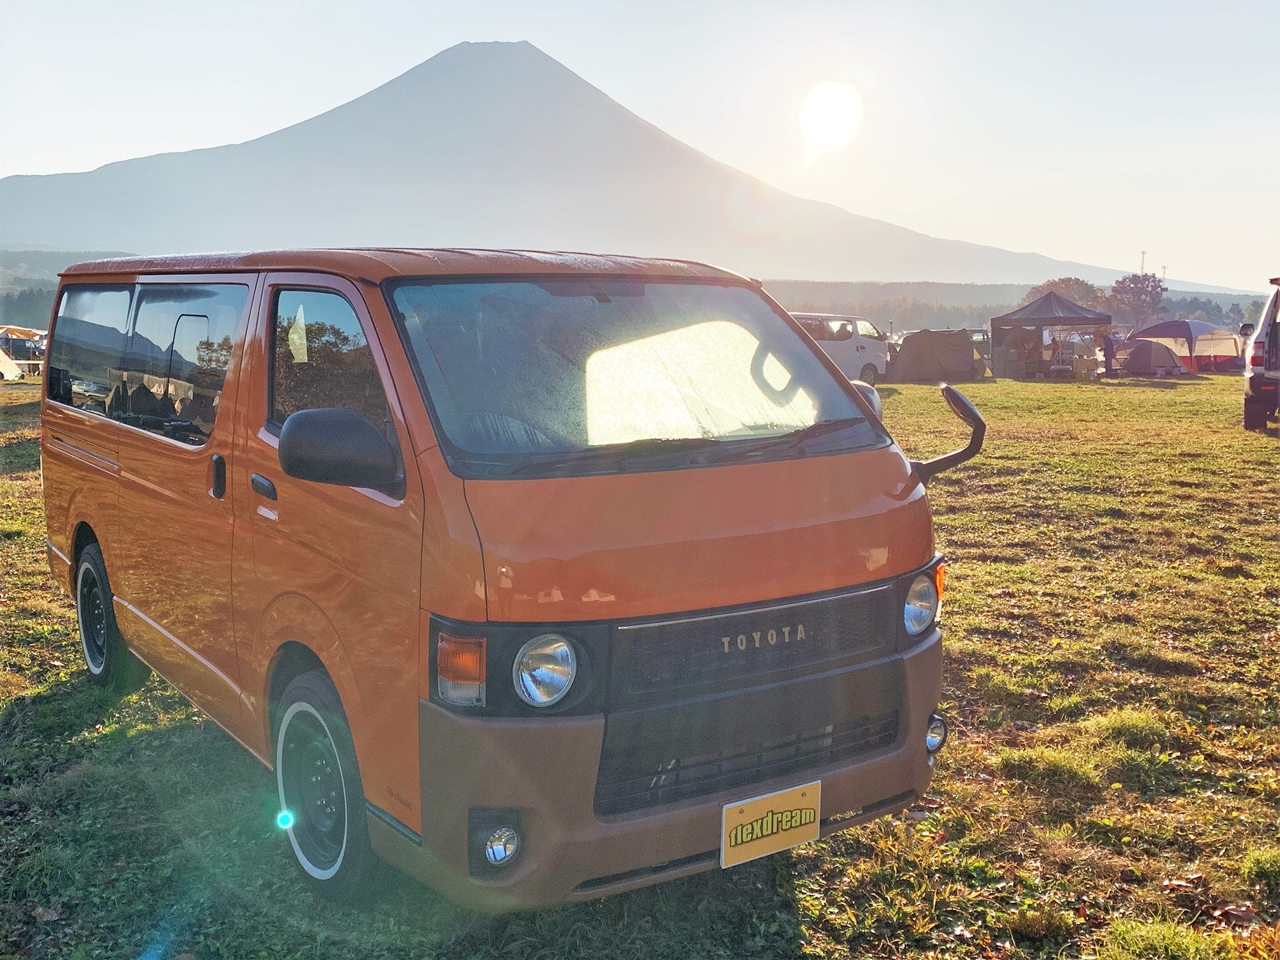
left=594, top=710, right=899, bottom=816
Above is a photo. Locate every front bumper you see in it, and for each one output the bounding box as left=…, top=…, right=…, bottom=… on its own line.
left=368, top=627, right=943, bottom=912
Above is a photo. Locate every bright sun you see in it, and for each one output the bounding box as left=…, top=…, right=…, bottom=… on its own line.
left=800, top=82, right=863, bottom=151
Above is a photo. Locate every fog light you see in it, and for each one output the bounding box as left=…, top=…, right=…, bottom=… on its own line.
left=925, top=713, right=948, bottom=754
left=484, top=826, right=520, bottom=866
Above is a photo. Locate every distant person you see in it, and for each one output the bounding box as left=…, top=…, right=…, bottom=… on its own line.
left=1103, top=334, right=1119, bottom=377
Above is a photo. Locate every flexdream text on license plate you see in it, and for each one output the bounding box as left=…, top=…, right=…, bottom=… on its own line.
left=720, top=780, right=820, bottom=868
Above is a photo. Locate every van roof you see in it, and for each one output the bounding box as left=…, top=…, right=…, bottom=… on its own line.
left=60, top=248, right=750, bottom=284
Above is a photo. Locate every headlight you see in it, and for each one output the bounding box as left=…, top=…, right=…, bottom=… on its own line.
left=512, top=633, right=577, bottom=707
left=903, top=573, right=939, bottom=636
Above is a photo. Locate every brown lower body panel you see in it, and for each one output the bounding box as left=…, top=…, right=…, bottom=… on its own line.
left=369, top=629, right=943, bottom=912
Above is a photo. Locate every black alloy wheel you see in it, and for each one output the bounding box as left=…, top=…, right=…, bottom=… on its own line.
left=75, top=543, right=128, bottom=685
left=275, top=670, right=374, bottom=898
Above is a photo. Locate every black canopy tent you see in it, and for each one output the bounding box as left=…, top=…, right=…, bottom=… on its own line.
left=990, top=292, right=1117, bottom=379
left=991, top=291, right=1113, bottom=340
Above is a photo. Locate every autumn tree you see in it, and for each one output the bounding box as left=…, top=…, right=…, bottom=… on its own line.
left=1108, top=273, right=1168, bottom=329
left=1020, top=277, right=1107, bottom=311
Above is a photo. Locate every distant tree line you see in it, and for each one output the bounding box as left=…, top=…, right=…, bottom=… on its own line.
left=786, top=297, right=1007, bottom=333
left=0, top=286, right=56, bottom=329
left=1021, top=275, right=1263, bottom=331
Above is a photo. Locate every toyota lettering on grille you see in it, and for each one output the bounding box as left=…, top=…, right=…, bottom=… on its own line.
left=720, top=624, right=807, bottom=654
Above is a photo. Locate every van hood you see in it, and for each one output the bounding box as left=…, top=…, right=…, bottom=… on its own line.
left=463, top=446, right=933, bottom=622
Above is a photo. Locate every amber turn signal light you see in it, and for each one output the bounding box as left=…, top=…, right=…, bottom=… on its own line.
left=437, top=633, right=486, bottom=707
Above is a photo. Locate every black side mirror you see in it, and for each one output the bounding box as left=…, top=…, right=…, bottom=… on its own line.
left=278, top=408, right=399, bottom=492
left=850, top=380, right=882, bottom=420
left=910, top=384, right=985, bottom=485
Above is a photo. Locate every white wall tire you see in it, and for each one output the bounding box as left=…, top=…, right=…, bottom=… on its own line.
left=274, top=670, right=374, bottom=898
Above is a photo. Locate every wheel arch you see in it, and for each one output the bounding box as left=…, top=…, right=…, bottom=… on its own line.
left=257, top=601, right=366, bottom=772
left=70, top=522, right=99, bottom=592
left=266, top=641, right=328, bottom=740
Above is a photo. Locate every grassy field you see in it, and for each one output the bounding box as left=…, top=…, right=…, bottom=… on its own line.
left=2, top=374, right=1279, bottom=959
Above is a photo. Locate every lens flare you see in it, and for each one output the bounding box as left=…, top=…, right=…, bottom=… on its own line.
left=800, top=82, right=864, bottom=151
left=276, top=810, right=295, bottom=830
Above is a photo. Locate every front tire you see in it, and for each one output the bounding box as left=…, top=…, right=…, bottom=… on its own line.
left=75, top=544, right=130, bottom=685
left=275, top=670, right=374, bottom=899
left=859, top=364, right=878, bottom=387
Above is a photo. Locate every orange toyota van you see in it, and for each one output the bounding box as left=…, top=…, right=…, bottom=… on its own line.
left=40, top=250, right=983, bottom=911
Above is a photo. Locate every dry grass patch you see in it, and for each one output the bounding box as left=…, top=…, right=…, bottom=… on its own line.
left=3, top=376, right=1280, bottom=958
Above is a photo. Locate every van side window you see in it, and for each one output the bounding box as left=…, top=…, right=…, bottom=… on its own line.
left=46, top=285, right=133, bottom=414
left=111, top=284, right=249, bottom=445
left=271, top=290, right=388, bottom=431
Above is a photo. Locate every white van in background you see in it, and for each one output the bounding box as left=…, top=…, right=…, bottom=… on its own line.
left=1244, top=279, right=1279, bottom=430
left=792, top=313, right=890, bottom=385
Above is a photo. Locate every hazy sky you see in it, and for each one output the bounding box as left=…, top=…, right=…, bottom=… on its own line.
left=2, top=0, right=1276, bottom=289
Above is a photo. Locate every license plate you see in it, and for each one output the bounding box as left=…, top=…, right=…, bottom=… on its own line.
left=720, top=780, right=821, bottom=868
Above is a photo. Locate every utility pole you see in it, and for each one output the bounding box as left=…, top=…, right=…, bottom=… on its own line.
left=1162, top=265, right=1167, bottom=281
left=1140, top=250, right=1146, bottom=274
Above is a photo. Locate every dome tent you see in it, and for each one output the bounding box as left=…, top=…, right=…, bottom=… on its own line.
left=1128, top=319, right=1241, bottom=372
left=1118, top=339, right=1188, bottom=376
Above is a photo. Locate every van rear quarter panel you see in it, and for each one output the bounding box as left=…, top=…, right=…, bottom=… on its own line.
left=464, top=445, right=932, bottom=623
left=41, top=277, right=135, bottom=587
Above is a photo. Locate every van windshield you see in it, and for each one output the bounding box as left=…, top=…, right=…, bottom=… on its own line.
left=388, top=279, right=884, bottom=478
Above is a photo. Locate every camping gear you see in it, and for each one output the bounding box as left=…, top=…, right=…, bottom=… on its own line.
left=890, top=329, right=984, bottom=383
left=1117, top=339, right=1189, bottom=376
left=1128, top=319, right=1242, bottom=372
left=0, top=324, right=45, bottom=380
left=990, top=292, right=1115, bottom=380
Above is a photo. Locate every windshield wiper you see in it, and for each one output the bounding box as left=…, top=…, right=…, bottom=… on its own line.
left=501, top=436, right=722, bottom=477
left=707, top=418, right=865, bottom=465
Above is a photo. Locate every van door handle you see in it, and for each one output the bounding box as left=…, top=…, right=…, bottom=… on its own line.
left=210, top=454, right=227, bottom=499
left=250, top=473, right=277, bottom=501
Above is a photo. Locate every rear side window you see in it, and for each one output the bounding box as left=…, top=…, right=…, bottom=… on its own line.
left=113, top=284, right=249, bottom=446
left=46, top=285, right=133, bottom=413
left=270, top=290, right=388, bottom=430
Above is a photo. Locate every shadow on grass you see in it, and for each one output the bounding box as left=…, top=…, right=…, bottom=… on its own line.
left=0, top=437, right=39, bottom=473
left=0, top=669, right=806, bottom=959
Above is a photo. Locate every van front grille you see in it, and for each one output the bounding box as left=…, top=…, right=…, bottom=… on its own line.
left=593, top=710, right=899, bottom=816
left=614, top=585, right=895, bottom=703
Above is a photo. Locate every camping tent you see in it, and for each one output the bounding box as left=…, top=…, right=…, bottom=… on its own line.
left=890, top=329, right=984, bottom=383
left=1128, top=319, right=1241, bottom=372
left=989, top=292, right=1117, bottom=378
left=1117, top=339, right=1188, bottom=376
left=991, top=291, right=1113, bottom=328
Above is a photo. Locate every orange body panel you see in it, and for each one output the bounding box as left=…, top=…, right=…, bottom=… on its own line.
left=111, top=274, right=257, bottom=729
left=231, top=273, right=426, bottom=829
left=42, top=249, right=949, bottom=911
left=467, top=446, right=931, bottom=622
